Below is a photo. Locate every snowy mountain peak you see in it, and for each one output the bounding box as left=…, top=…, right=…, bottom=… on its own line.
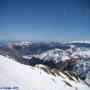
left=70, top=41, right=90, bottom=44
left=15, top=41, right=32, bottom=46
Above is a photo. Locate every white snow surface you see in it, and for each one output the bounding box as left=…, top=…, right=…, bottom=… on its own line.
left=0, top=55, right=90, bottom=90
left=69, top=41, right=90, bottom=44
left=29, top=48, right=90, bottom=62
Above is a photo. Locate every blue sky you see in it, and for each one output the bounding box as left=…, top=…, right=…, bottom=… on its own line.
left=0, top=0, right=90, bottom=41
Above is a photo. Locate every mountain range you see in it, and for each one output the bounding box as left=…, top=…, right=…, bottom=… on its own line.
left=0, top=41, right=90, bottom=90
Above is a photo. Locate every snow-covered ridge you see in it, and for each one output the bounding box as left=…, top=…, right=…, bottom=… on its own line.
left=15, top=41, right=32, bottom=46
left=15, top=40, right=90, bottom=45
left=37, top=48, right=70, bottom=62
left=69, top=41, right=90, bottom=44
left=1, top=40, right=90, bottom=48
left=0, top=55, right=90, bottom=90
left=23, top=47, right=90, bottom=62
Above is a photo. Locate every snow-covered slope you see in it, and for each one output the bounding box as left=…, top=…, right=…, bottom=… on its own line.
left=21, top=47, right=90, bottom=85
left=0, top=55, right=90, bottom=90
left=70, top=41, right=90, bottom=44
left=36, top=48, right=70, bottom=62
left=73, top=59, right=90, bottom=85
left=25, top=47, right=90, bottom=62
